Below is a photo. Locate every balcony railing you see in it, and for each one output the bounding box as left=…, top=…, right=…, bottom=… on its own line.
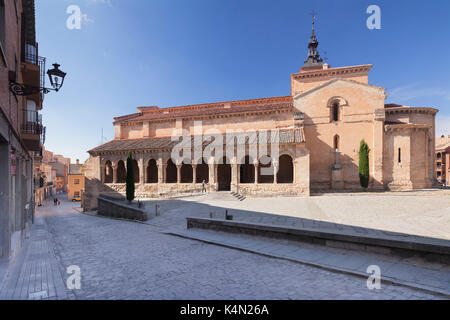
left=22, top=109, right=43, bottom=135
left=22, top=42, right=47, bottom=101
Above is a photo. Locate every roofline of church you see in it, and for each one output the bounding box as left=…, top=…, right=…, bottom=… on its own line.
left=293, top=78, right=385, bottom=100
left=384, top=106, right=439, bottom=115
left=113, top=96, right=293, bottom=124
left=292, top=64, right=373, bottom=79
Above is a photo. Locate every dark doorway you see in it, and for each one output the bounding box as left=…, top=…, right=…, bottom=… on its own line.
left=277, top=154, right=294, bottom=183
left=146, top=159, right=158, bottom=183
left=116, top=160, right=126, bottom=183
left=217, top=157, right=231, bottom=191
left=180, top=163, right=193, bottom=183
left=240, top=155, right=255, bottom=183
left=166, top=159, right=177, bottom=183
left=104, top=161, right=113, bottom=183
left=196, top=160, right=209, bottom=183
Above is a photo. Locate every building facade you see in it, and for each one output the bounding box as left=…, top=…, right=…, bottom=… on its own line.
left=83, top=22, right=438, bottom=211
left=436, top=135, right=450, bottom=186
left=0, top=0, right=46, bottom=260
left=68, top=160, right=85, bottom=201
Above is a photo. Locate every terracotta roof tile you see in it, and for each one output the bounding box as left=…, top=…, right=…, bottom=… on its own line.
left=114, top=96, right=294, bottom=123
left=89, top=128, right=305, bottom=155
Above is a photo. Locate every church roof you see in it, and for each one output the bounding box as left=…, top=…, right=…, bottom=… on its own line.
left=113, top=96, right=294, bottom=124
left=88, top=128, right=305, bottom=155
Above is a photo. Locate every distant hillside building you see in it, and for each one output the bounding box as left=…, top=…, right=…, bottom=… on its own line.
left=82, top=20, right=438, bottom=211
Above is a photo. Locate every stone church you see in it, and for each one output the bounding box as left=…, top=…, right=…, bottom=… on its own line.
left=82, top=21, right=437, bottom=210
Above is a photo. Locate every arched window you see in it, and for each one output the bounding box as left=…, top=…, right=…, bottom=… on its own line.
left=180, top=163, right=193, bottom=183
left=258, top=155, right=274, bottom=184
left=132, top=159, right=140, bottom=183
left=116, top=160, right=126, bottom=183
left=104, top=161, right=113, bottom=183
left=240, top=155, right=255, bottom=183
left=165, top=159, right=177, bottom=183
left=333, top=135, right=340, bottom=151
left=332, top=103, right=340, bottom=122
left=146, top=159, right=158, bottom=183
left=277, top=155, right=293, bottom=183
left=196, top=160, right=209, bottom=183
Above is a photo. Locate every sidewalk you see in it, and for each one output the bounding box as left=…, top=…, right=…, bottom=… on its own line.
left=0, top=209, right=68, bottom=300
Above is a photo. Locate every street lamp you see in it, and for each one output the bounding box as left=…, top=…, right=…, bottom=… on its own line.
left=47, top=63, right=66, bottom=92
left=9, top=62, right=67, bottom=96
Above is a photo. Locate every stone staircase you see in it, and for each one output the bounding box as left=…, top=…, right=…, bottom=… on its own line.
left=231, top=192, right=246, bottom=201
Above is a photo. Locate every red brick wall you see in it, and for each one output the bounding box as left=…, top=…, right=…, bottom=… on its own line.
left=0, top=0, right=22, bottom=135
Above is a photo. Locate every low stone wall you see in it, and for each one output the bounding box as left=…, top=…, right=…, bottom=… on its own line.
left=97, top=197, right=149, bottom=221
left=238, top=183, right=309, bottom=197
left=186, top=217, right=450, bottom=263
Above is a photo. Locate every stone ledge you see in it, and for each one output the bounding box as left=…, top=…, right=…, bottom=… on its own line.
left=186, top=217, right=450, bottom=262
left=98, top=197, right=150, bottom=222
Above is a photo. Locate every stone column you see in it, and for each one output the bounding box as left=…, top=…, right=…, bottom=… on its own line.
left=157, top=158, right=164, bottom=184
left=177, top=164, right=182, bottom=184
left=100, top=164, right=105, bottom=183
left=254, top=161, right=259, bottom=185
left=192, top=164, right=197, bottom=184
left=138, top=157, right=145, bottom=185
left=208, top=158, right=215, bottom=191
left=231, top=157, right=238, bottom=193
left=373, top=109, right=385, bottom=189
left=273, top=162, right=278, bottom=184
left=112, top=164, right=118, bottom=183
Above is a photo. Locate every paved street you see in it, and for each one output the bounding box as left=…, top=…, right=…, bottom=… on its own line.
left=0, top=196, right=444, bottom=300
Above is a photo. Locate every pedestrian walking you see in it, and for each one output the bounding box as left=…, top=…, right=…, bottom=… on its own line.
left=58, top=200, right=61, bottom=206
left=202, top=180, right=207, bottom=193
left=53, top=198, right=57, bottom=206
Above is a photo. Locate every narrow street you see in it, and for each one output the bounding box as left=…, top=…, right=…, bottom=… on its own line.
left=1, top=196, right=442, bottom=300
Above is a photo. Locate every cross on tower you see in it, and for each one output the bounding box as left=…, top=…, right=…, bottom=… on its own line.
left=311, top=10, right=317, bottom=24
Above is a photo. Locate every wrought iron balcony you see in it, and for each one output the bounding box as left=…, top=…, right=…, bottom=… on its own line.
left=22, top=109, right=43, bottom=135
left=21, top=42, right=47, bottom=101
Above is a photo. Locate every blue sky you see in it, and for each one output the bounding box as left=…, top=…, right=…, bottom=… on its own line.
left=36, top=0, right=450, bottom=163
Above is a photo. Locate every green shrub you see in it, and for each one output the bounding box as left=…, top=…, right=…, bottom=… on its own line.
left=358, top=140, right=370, bottom=189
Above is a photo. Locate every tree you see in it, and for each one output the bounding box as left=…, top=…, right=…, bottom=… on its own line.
left=358, top=140, right=370, bottom=189
left=126, top=151, right=135, bottom=203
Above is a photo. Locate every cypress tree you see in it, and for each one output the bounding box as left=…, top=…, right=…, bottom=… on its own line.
left=126, top=151, right=135, bottom=203
left=358, top=140, right=370, bottom=189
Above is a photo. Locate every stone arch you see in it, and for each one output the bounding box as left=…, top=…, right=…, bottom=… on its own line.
left=196, top=160, right=209, bottom=183
left=104, top=160, right=113, bottom=183
left=277, top=154, right=294, bottom=183
left=116, top=160, right=126, bottom=183
left=180, top=163, right=193, bottom=183
left=165, top=159, right=177, bottom=183
left=146, top=159, right=158, bottom=183
left=258, top=155, right=274, bottom=184
left=240, top=155, right=255, bottom=183
left=131, top=159, right=140, bottom=183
